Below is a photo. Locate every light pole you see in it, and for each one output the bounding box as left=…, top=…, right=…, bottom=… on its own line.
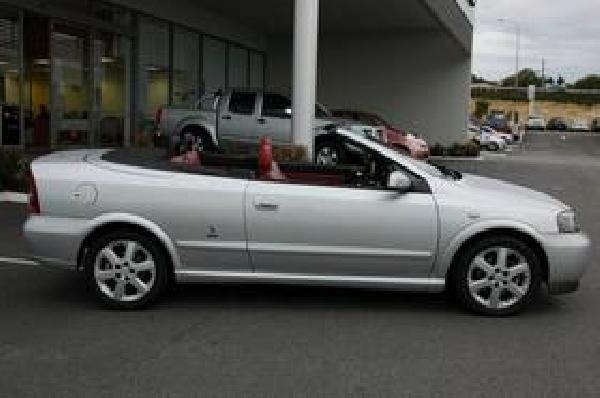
left=497, top=18, right=521, bottom=89
left=498, top=18, right=521, bottom=128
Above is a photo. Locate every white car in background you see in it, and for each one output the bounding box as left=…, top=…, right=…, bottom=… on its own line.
left=572, top=119, right=590, bottom=132
left=526, top=116, right=546, bottom=131
left=480, top=130, right=507, bottom=151
left=481, top=125, right=514, bottom=145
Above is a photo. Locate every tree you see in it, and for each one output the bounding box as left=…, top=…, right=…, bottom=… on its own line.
left=501, top=68, right=543, bottom=88
left=472, top=74, right=496, bottom=85
left=573, top=74, right=600, bottom=89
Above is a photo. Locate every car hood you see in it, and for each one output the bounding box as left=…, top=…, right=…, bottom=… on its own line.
left=458, top=174, right=566, bottom=211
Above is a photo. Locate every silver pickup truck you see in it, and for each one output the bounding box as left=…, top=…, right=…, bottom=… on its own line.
left=157, top=89, right=348, bottom=159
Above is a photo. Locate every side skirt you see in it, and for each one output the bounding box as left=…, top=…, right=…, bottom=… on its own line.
left=175, top=270, right=446, bottom=293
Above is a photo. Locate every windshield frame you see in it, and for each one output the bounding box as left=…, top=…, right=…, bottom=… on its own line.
left=335, top=128, right=447, bottom=179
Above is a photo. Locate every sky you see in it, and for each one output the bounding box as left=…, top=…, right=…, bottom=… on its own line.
left=472, top=0, right=600, bottom=83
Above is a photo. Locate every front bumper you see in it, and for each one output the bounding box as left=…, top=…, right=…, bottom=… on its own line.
left=541, top=233, right=592, bottom=295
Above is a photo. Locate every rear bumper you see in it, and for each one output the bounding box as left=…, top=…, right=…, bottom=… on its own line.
left=541, top=233, right=592, bottom=295
left=23, top=215, right=90, bottom=270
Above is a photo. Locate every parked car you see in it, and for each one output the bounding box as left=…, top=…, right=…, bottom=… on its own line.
left=157, top=89, right=337, bottom=156
left=526, top=116, right=546, bottom=131
left=480, top=130, right=507, bottom=151
left=481, top=125, right=513, bottom=145
left=331, top=110, right=430, bottom=159
left=466, top=125, right=481, bottom=143
left=572, top=119, right=590, bottom=132
left=486, top=113, right=512, bottom=134
left=547, top=117, right=569, bottom=131
left=23, top=128, right=590, bottom=316
left=592, top=118, right=600, bottom=132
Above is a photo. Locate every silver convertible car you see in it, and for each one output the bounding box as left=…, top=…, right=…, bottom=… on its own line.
left=23, top=129, right=591, bottom=315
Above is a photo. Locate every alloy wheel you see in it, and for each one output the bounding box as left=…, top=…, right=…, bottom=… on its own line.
left=94, top=240, right=156, bottom=303
left=467, top=246, right=531, bottom=310
left=316, top=146, right=339, bottom=166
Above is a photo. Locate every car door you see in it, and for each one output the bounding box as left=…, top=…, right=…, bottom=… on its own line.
left=256, top=92, right=293, bottom=144
left=219, top=91, right=260, bottom=145
left=245, top=179, right=438, bottom=278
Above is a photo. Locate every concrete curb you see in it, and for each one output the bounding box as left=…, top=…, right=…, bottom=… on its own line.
left=0, top=192, right=29, bottom=204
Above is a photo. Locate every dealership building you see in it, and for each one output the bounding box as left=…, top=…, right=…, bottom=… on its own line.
left=0, top=0, right=474, bottom=151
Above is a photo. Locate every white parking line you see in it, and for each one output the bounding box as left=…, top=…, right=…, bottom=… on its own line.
left=0, top=257, right=39, bottom=266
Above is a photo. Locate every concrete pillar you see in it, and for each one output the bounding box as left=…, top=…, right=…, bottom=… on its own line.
left=292, top=0, right=319, bottom=161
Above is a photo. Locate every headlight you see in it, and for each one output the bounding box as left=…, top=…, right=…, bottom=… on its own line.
left=558, top=210, right=580, bottom=233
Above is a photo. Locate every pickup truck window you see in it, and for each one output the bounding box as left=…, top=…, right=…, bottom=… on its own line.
left=229, top=92, right=257, bottom=115
left=262, top=93, right=292, bottom=118
left=262, top=93, right=330, bottom=119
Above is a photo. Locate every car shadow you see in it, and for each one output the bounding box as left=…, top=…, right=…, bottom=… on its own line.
left=36, top=271, right=564, bottom=317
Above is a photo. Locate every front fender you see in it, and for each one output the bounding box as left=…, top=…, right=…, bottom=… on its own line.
left=432, top=219, right=545, bottom=279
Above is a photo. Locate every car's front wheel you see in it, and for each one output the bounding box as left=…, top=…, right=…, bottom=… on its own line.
left=84, top=230, right=170, bottom=309
left=451, top=236, right=542, bottom=316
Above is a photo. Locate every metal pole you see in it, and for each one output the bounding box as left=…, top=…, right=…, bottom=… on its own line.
left=292, top=0, right=319, bottom=161
left=515, top=24, right=520, bottom=89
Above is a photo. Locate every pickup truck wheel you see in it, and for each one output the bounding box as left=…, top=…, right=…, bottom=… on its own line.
left=315, top=141, right=345, bottom=166
left=451, top=236, right=542, bottom=316
left=180, top=127, right=215, bottom=154
left=84, top=230, right=169, bottom=309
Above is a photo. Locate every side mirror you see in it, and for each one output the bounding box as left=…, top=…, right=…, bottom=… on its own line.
left=387, top=171, right=412, bottom=192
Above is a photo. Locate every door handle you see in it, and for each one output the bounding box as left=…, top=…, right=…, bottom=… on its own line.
left=222, top=115, right=232, bottom=120
left=254, top=199, right=279, bottom=211
left=257, top=118, right=267, bottom=124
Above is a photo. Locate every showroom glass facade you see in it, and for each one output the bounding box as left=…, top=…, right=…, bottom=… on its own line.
left=0, top=1, right=266, bottom=148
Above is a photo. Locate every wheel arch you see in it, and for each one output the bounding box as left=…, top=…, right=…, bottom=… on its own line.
left=441, top=226, right=549, bottom=286
left=176, top=121, right=218, bottom=148
left=77, top=214, right=182, bottom=278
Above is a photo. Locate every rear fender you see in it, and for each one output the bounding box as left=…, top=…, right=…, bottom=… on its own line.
left=83, top=213, right=182, bottom=269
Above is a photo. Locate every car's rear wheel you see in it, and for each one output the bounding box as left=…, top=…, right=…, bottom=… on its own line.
left=84, top=230, right=169, bottom=309
left=451, top=236, right=542, bottom=316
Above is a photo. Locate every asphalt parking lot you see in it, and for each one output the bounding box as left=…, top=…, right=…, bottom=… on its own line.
left=1, top=132, right=600, bottom=397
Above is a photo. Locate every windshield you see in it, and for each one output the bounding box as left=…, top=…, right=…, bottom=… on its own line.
left=337, top=128, right=447, bottom=179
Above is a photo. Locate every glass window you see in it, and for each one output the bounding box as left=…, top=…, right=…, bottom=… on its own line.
left=202, top=37, right=226, bottom=94
left=0, top=11, right=21, bottom=146
left=249, top=52, right=264, bottom=89
left=137, top=17, right=169, bottom=143
left=172, top=28, right=199, bottom=105
left=23, top=14, right=50, bottom=147
left=94, top=32, right=131, bottom=147
left=228, top=45, right=248, bottom=89
left=262, top=93, right=291, bottom=118
left=52, top=24, right=91, bottom=146
left=228, top=91, right=256, bottom=115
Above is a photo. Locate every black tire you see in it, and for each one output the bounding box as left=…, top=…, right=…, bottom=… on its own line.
left=315, top=141, right=346, bottom=166
left=450, top=235, right=542, bottom=316
left=487, top=143, right=498, bottom=151
left=180, top=126, right=216, bottom=154
left=84, top=229, right=170, bottom=310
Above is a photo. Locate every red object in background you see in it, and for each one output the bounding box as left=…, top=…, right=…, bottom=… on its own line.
left=170, top=150, right=201, bottom=166
left=28, top=172, right=41, bottom=215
